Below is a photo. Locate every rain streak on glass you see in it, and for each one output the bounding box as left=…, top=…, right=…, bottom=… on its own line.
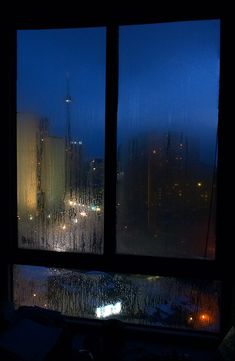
left=17, top=28, right=106, bottom=253
left=117, top=20, right=220, bottom=259
left=14, top=265, right=221, bottom=333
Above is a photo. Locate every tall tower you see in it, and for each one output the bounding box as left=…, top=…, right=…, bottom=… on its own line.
left=65, top=73, right=73, bottom=199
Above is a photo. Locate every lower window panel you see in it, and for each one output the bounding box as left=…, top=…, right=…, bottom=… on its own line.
left=13, top=265, right=221, bottom=333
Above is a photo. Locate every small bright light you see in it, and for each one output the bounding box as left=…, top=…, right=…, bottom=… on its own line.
left=69, top=200, right=73, bottom=206
left=197, top=182, right=202, bottom=187
left=96, top=207, right=101, bottom=212
left=152, top=149, right=156, bottom=154
left=29, top=215, right=33, bottom=220
left=188, top=316, right=193, bottom=321
left=78, top=141, right=82, bottom=145
left=93, top=167, right=96, bottom=171
left=96, top=302, right=122, bottom=319
left=62, top=224, right=66, bottom=230
left=33, top=293, right=36, bottom=297
left=47, top=214, right=51, bottom=219
left=199, top=313, right=210, bottom=324
left=74, top=218, right=78, bottom=223
left=54, top=246, right=66, bottom=252
left=80, top=211, right=87, bottom=217
left=147, top=276, right=160, bottom=281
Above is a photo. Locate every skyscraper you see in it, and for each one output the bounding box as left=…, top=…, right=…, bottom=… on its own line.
left=41, top=136, right=65, bottom=212
left=17, top=112, right=39, bottom=218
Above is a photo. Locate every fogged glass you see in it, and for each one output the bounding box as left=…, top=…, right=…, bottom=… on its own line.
left=14, top=265, right=220, bottom=333
left=117, top=20, right=220, bottom=259
left=17, top=28, right=106, bottom=253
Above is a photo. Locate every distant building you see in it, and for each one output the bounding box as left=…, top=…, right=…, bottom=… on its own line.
left=41, top=136, right=65, bottom=212
left=117, top=130, right=202, bottom=232
left=17, top=113, right=40, bottom=217
left=70, top=140, right=84, bottom=198
left=87, top=158, right=104, bottom=205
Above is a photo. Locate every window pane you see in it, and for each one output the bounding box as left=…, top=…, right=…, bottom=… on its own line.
left=117, top=20, right=220, bottom=259
left=17, top=28, right=106, bottom=253
left=14, top=265, right=221, bottom=333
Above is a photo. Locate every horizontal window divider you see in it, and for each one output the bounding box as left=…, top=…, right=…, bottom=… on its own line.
left=11, top=248, right=225, bottom=279
left=14, top=14, right=222, bottom=31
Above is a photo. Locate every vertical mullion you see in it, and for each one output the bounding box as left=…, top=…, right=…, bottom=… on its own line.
left=104, top=25, right=119, bottom=258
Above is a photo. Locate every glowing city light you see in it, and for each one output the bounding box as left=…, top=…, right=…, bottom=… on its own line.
left=96, top=302, right=122, bottom=318
left=54, top=246, right=66, bottom=252
left=147, top=276, right=160, bottom=281
left=80, top=211, right=87, bottom=217
left=199, top=313, right=211, bottom=325
left=197, top=182, right=202, bottom=187
left=91, top=205, right=101, bottom=212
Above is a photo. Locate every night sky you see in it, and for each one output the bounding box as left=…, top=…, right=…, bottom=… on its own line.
left=17, top=19, right=220, bottom=163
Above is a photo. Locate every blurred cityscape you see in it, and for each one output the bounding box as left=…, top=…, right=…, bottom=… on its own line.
left=13, top=266, right=220, bottom=333
left=17, top=112, right=216, bottom=258
left=17, top=112, right=104, bottom=253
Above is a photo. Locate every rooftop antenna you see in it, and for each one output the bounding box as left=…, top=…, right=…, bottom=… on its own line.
left=65, top=72, right=72, bottom=148
left=65, top=72, right=73, bottom=199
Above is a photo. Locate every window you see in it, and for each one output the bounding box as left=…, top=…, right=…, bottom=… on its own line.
left=117, top=21, right=219, bottom=259
left=14, top=265, right=221, bottom=332
left=17, top=28, right=106, bottom=253
left=8, top=15, right=228, bottom=337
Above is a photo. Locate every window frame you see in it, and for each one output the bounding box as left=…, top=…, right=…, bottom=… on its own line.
left=4, top=13, right=231, bottom=340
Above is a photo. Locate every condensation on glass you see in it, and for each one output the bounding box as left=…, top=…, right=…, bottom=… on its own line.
left=14, top=265, right=221, bottom=333
left=17, top=28, right=106, bottom=253
left=117, top=20, right=220, bottom=259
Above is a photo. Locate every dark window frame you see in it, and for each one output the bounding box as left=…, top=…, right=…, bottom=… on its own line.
left=4, top=13, right=231, bottom=341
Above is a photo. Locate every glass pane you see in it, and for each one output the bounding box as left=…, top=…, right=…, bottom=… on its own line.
left=14, top=265, right=221, bottom=333
left=17, top=28, right=106, bottom=253
left=117, top=20, right=220, bottom=259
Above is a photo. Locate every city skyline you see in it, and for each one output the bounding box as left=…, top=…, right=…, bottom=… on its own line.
left=17, top=19, right=220, bottom=163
